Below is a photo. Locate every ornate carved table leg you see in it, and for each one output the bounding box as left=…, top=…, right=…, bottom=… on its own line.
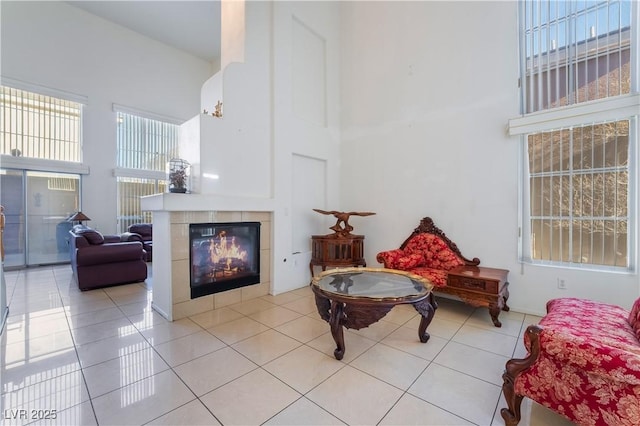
left=502, top=282, right=511, bottom=312
left=413, top=293, right=437, bottom=343
left=329, top=300, right=346, bottom=360
left=313, top=293, right=331, bottom=322
left=489, top=303, right=502, bottom=327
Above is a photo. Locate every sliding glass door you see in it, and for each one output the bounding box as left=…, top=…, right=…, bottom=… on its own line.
left=0, top=169, right=80, bottom=267
left=0, top=169, right=25, bottom=268
left=26, top=171, right=80, bottom=265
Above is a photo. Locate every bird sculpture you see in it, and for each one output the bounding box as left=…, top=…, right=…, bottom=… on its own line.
left=313, top=209, right=376, bottom=237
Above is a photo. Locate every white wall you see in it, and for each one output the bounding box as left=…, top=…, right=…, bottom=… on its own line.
left=0, top=1, right=213, bottom=234
left=192, top=2, right=273, bottom=198
left=175, top=1, right=342, bottom=294
left=339, top=1, right=639, bottom=315
left=272, top=1, right=342, bottom=292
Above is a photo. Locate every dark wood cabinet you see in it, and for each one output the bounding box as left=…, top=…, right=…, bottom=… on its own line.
left=310, top=234, right=366, bottom=276
left=443, top=266, right=509, bottom=327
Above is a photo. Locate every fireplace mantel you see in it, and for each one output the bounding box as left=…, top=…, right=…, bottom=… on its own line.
left=141, top=193, right=275, bottom=213
left=141, top=193, right=274, bottom=321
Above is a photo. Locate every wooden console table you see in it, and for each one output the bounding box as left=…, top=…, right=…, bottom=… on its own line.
left=443, top=265, right=510, bottom=327
left=310, top=234, right=366, bottom=277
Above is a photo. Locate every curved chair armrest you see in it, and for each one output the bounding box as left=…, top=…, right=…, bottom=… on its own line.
left=501, top=325, right=543, bottom=426
left=377, top=250, right=425, bottom=271
left=376, top=249, right=405, bottom=268
left=505, top=325, right=543, bottom=380
left=103, top=234, right=122, bottom=244
left=120, top=232, right=143, bottom=243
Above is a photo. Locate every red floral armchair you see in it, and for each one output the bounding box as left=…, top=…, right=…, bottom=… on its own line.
left=376, top=233, right=464, bottom=287
left=502, top=297, right=640, bottom=426
left=376, top=218, right=478, bottom=288
left=376, top=217, right=510, bottom=327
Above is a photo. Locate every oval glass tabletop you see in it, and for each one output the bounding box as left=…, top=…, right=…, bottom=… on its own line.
left=311, top=267, right=433, bottom=301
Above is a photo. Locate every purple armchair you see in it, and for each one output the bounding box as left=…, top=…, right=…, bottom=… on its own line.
left=69, top=225, right=147, bottom=291
left=121, top=223, right=152, bottom=261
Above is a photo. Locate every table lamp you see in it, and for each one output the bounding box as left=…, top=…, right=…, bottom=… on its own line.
left=67, top=211, right=91, bottom=225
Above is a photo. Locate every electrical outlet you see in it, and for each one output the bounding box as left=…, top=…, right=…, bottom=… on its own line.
left=557, top=278, right=567, bottom=290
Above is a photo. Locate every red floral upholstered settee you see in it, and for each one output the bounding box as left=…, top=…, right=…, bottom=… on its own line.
left=377, top=217, right=510, bottom=326
left=502, top=297, right=640, bottom=426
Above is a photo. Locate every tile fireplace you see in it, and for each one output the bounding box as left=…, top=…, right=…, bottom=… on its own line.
left=190, top=222, right=261, bottom=298
left=140, top=192, right=274, bottom=321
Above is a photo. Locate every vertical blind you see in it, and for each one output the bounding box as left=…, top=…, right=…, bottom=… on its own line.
left=116, top=110, right=178, bottom=233
left=117, top=177, right=167, bottom=232
left=522, top=0, right=631, bottom=113
left=116, top=111, right=179, bottom=171
left=0, top=86, right=82, bottom=161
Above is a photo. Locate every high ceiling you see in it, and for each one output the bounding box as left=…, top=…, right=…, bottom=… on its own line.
left=67, top=1, right=221, bottom=63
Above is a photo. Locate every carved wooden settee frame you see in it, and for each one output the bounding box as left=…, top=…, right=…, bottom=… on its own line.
left=377, top=217, right=510, bottom=327
left=502, top=297, right=640, bottom=425
left=399, top=217, right=481, bottom=266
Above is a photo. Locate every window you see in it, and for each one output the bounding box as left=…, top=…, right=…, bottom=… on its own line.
left=528, top=120, right=629, bottom=267
left=0, top=83, right=85, bottom=268
left=514, top=0, right=638, bottom=271
left=0, top=86, right=82, bottom=161
left=115, top=108, right=180, bottom=233
left=522, top=0, right=632, bottom=113
left=117, top=177, right=167, bottom=231
left=116, top=110, right=180, bottom=171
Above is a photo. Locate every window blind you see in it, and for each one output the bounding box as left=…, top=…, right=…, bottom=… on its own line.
left=116, top=112, right=180, bottom=171
left=115, top=109, right=179, bottom=233
left=0, top=86, right=82, bottom=162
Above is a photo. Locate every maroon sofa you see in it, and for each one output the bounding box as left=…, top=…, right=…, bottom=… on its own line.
left=69, top=225, right=147, bottom=290
left=121, top=223, right=152, bottom=261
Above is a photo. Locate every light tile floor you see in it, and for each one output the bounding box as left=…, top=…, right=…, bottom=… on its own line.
left=1, top=265, right=574, bottom=425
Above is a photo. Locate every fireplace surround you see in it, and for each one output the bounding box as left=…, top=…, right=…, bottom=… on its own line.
left=190, top=221, right=260, bottom=298
left=139, top=192, right=274, bottom=321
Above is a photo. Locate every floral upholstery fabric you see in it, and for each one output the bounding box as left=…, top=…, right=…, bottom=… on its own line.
left=629, top=298, right=640, bottom=340
left=515, top=297, right=640, bottom=426
left=407, top=267, right=449, bottom=288
left=376, top=234, right=463, bottom=271
left=403, top=234, right=464, bottom=270
left=376, top=249, right=425, bottom=270
left=376, top=234, right=464, bottom=288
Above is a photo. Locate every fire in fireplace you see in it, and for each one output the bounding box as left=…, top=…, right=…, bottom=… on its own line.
left=189, top=222, right=261, bottom=298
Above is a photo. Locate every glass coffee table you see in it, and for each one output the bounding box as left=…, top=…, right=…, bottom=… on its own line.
left=311, top=267, right=437, bottom=360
